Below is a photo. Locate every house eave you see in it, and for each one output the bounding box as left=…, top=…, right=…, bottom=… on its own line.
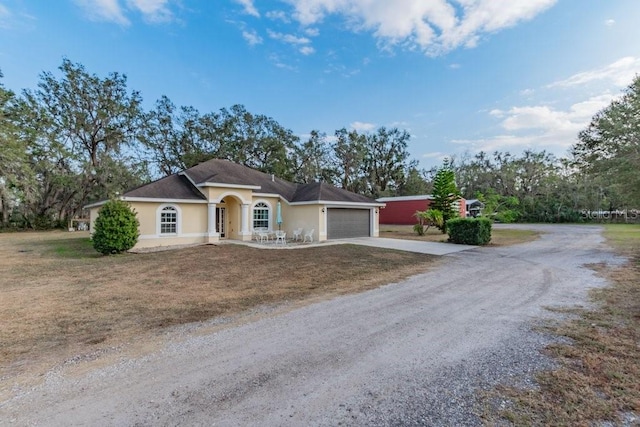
left=290, top=200, right=385, bottom=208
left=121, top=197, right=208, bottom=204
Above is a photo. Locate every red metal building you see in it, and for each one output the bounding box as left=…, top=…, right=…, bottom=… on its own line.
left=377, top=195, right=466, bottom=225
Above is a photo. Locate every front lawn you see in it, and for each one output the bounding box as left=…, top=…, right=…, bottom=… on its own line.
left=0, top=231, right=438, bottom=388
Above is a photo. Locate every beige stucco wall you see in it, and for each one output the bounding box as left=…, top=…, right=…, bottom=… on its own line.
left=203, top=187, right=253, bottom=204
left=89, top=201, right=209, bottom=250
left=88, top=190, right=378, bottom=249
left=284, top=204, right=323, bottom=242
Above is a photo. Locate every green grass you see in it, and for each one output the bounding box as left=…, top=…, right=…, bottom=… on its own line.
left=47, top=237, right=97, bottom=258
left=603, top=224, right=640, bottom=257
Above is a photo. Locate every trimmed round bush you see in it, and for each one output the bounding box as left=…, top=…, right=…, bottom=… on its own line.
left=92, top=199, right=139, bottom=254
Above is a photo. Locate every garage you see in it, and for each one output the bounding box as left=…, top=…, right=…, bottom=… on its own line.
left=327, top=208, right=371, bottom=239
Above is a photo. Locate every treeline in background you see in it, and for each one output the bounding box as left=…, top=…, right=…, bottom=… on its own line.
left=1, top=59, right=638, bottom=229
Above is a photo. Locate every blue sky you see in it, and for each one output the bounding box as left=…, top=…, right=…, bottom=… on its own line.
left=1, top=0, right=640, bottom=169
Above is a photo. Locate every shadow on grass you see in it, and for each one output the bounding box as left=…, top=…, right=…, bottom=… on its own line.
left=21, top=236, right=101, bottom=259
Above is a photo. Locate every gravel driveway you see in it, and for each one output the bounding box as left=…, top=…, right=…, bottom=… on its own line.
left=1, top=225, right=624, bottom=426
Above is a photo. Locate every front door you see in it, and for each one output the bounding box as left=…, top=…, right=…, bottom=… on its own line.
left=216, top=207, right=226, bottom=238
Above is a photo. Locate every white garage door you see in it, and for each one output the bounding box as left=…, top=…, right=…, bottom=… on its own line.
left=327, top=208, right=371, bottom=239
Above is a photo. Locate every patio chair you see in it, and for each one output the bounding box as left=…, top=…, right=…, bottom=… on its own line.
left=303, top=229, right=314, bottom=243
left=275, top=230, right=286, bottom=245
left=253, top=227, right=266, bottom=242
left=292, top=228, right=303, bottom=241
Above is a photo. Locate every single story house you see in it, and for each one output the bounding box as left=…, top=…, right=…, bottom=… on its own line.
left=86, top=159, right=384, bottom=250
left=376, top=195, right=466, bottom=225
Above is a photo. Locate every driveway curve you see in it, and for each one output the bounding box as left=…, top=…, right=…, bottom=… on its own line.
left=1, top=225, right=624, bottom=426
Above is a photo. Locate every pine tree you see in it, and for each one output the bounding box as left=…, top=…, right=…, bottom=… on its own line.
left=431, top=159, right=461, bottom=233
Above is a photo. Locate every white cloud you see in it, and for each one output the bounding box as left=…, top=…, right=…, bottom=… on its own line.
left=0, top=3, right=11, bottom=28
left=268, top=30, right=311, bottom=45
left=266, top=10, right=290, bottom=22
left=242, top=29, right=263, bottom=45
left=449, top=63, right=460, bottom=69
left=304, top=27, right=320, bottom=37
left=350, top=121, right=376, bottom=132
left=299, top=45, right=315, bottom=55
left=604, top=18, right=615, bottom=26
left=128, top=0, right=172, bottom=23
left=459, top=94, right=615, bottom=153
left=235, top=0, right=259, bottom=17
left=74, top=0, right=130, bottom=25
left=268, top=53, right=298, bottom=71
left=281, top=0, right=556, bottom=55
left=453, top=57, right=638, bottom=156
left=549, top=56, right=640, bottom=88
left=74, top=0, right=175, bottom=24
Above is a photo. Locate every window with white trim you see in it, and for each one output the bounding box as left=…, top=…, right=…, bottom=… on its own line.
left=160, top=206, right=178, bottom=234
left=253, top=202, right=269, bottom=229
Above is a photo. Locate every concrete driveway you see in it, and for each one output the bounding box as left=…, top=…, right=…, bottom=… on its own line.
left=343, top=237, right=476, bottom=255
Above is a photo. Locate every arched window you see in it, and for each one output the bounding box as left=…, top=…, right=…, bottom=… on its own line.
left=160, top=206, right=178, bottom=234
left=253, top=202, right=270, bottom=229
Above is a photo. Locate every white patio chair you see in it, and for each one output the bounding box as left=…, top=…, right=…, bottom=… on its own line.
left=275, top=230, right=286, bottom=245
left=253, top=227, right=266, bottom=242
left=292, top=228, right=303, bottom=241
left=303, top=229, right=314, bottom=243
left=258, top=229, right=270, bottom=243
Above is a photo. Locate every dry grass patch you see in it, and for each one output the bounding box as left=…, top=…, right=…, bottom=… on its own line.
left=380, top=224, right=539, bottom=246
left=482, top=224, right=640, bottom=426
left=0, top=231, right=437, bottom=384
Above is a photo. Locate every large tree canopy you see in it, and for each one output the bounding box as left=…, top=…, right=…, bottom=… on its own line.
left=573, top=75, right=640, bottom=208
left=11, top=60, right=147, bottom=227
left=5, top=59, right=636, bottom=229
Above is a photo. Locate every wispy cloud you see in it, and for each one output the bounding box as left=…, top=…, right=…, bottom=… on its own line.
left=455, top=57, right=640, bottom=155
left=350, top=121, right=376, bottom=132
left=267, top=30, right=311, bottom=45
left=0, top=3, right=12, bottom=28
left=280, top=0, right=557, bottom=56
left=266, top=10, right=289, bottom=23
left=242, top=29, right=263, bottom=45
left=128, top=0, right=173, bottom=23
left=604, top=18, right=615, bottom=26
left=74, top=0, right=130, bottom=25
left=268, top=29, right=316, bottom=55
left=548, top=56, right=640, bottom=88
left=235, top=0, right=259, bottom=17
left=73, top=0, right=174, bottom=25
left=458, top=94, right=615, bottom=153
left=268, top=53, right=298, bottom=71
left=299, top=45, right=315, bottom=55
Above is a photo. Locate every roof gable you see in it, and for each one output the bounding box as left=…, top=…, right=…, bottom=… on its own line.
left=184, top=159, right=298, bottom=200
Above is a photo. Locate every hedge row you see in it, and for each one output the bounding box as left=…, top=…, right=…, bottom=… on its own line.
left=446, top=217, right=492, bottom=245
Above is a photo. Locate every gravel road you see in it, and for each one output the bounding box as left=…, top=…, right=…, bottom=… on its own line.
left=1, top=225, right=624, bottom=426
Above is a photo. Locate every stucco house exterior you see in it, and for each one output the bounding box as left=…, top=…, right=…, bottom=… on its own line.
left=86, top=159, right=384, bottom=250
left=377, top=195, right=466, bottom=225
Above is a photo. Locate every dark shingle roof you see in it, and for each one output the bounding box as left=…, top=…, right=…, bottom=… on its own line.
left=124, top=159, right=378, bottom=205
left=124, top=173, right=207, bottom=200
left=292, top=182, right=377, bottom=203
left=184, top=159, right=298, bottom=200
